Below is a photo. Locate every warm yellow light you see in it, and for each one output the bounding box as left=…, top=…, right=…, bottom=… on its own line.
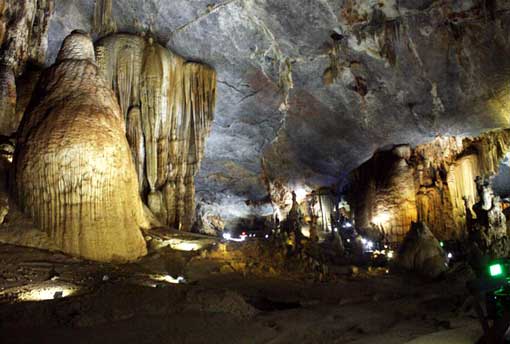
left=0, top=282, right=81, bottom=302
left=372, top=212, right=390, bottom=226
left=20, top=287, right=75, bottom=301
left=169, top=241, right=203, bottom=251
left=155, top=238, right=205, bottom=251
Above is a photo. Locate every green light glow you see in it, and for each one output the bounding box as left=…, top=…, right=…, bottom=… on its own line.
left=490, top=263, right=504, bottom=277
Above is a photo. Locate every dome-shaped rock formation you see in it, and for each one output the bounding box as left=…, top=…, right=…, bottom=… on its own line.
left=396, top=221, right=447, bottom=279
left=14, top=31, right=149, bottom=262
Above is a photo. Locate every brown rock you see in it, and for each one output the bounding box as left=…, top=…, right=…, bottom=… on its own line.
left=397, top=221, right=447, bottom=278
left=14, top=31, right=148, bottom=262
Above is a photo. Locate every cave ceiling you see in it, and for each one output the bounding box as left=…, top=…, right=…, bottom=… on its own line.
left=46, top=0, right=510, bottom=225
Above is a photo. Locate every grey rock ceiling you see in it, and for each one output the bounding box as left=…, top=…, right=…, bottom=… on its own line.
left=47, top=0, right=510, bottom=226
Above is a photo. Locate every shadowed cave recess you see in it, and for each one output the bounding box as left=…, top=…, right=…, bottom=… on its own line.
left=2, top=0, right=510, bottom=343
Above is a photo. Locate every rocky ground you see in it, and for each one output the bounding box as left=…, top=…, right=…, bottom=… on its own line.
left=0, top=238, right=484, bottom=344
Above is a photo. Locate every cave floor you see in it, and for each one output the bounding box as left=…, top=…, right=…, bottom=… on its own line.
left=0, top=243, right=482, bottom=344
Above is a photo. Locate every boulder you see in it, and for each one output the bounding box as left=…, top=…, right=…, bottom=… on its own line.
left=397, top=221, right=447, bottom=278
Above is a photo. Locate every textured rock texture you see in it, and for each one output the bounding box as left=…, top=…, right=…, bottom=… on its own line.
left=396, top=221, right=447, bottom=278
left=35, top=0, right=510, bottom=229
left=14, top=31, right=148, bottom=262
left=95, top=33, right=216, bottom=231
left=349, top=130, right=510, bottom=241
left=0, top=0, right=54, bottom=136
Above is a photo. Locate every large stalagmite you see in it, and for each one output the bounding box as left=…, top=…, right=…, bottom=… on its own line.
left=14, top=31, right=148, bottom=262
left=95, top=34, right=216, bottom=231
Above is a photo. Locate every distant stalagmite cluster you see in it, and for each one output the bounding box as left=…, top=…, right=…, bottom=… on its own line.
left=349, top=130, right=510, bottom=242
left=14, top=31, right=149, bottom=262
left=95, top=33, right=217, bottom=231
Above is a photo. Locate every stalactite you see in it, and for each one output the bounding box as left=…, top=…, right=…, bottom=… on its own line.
left=95, top=34, right=145, bottom=118
left=278, top=58, right=293, bottom=112
left=323, top=42, right=341, bottom=86
left=117, top=47, right=135, bottom=120
left=14, top=31, right=148, bottom=262
left=93, top=0, right=116, bottom=35
left=140, top=38, right=163, bottom=196
left=381, top=19, right=400, bottom=66
left=95, top=34, right=217, bottom=231
left=349, top=130, right=510, bottom=241
left=126, top=106, right=145, bottom=192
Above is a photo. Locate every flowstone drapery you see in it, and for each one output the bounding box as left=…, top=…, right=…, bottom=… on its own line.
left=95, top=34, right=216, bottom=231
left=14, top=31, right=149, bottom=262
left=349, top=130, right=510, bottom=242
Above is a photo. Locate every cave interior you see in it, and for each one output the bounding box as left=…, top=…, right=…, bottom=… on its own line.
left=1, top=1, right=510, bottom=343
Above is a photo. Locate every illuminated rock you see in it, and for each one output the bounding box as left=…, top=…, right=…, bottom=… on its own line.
left=14, top=31, right=149, bottom=262
left=349, top=130, right=510, bottom=241
left=350, top=144, right=418, bottom=242
left=42, top=0, right=510, bottom=233
left=397, top=221, right=447, bottom=279
left=95, top=33, right=216, bottom=231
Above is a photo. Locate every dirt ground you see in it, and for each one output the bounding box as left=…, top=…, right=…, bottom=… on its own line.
left=0, top=242, right=482, bottom=344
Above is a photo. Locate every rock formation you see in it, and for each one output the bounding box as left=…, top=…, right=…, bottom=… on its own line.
left=349, top=130, right=510, bottom=242
left=349, top=144, right=418, bottom=242
left=468, top=177, right=510, bottom=260
left=14, top=31, right=149, bottom=262
left=95, top=33, right=216, bottom=231
left=396, top=221, right=447, bottom=279
left=40, top=1, right=510, bottom=232
left=0, top=0, right=53, bottom=136
left=93, top=0, right=115, bottom=35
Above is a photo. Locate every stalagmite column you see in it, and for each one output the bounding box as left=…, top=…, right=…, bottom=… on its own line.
left=95, top=34, right=216, bottom=231
left=14, top=31, right=149, bottom=262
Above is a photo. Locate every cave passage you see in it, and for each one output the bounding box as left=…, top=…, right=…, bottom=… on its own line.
left=1, top=1, right=510, bottom=343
